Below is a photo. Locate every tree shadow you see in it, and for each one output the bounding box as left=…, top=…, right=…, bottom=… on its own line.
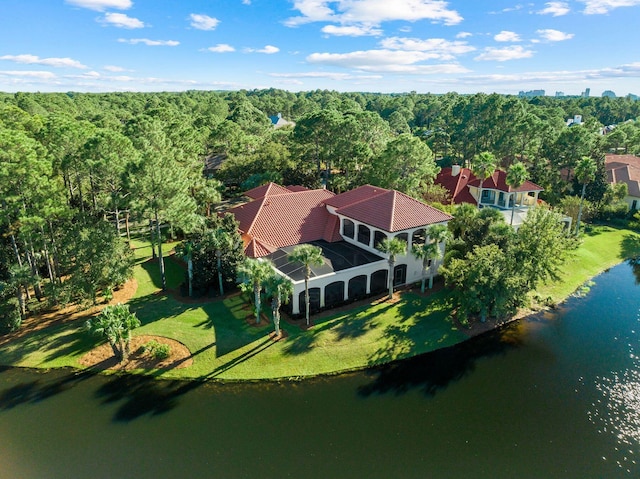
left=0, top=368, right=96, bottom=411
left=620, top=233, right=640, bottom=261
left=358, top=322, right=523, bottom=398
left=94, top=373, right=204, bottom=422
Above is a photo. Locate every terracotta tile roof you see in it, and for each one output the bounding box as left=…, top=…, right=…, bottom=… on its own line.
left=467, top=169, right=543, bottom=192
left=286, top=185, right=309, bottom=192
left=435, top=167, right=543, bottom=205
left=227, top=188, right=336, bottom=257
left=435, top=167, right=477, bottom=205
left=243, top=182, right=293, bottom=200
left=606, top=154, right=640, bottom=197
left=334, top=187, right=452, bottom=232
left=324, top=185, right=387, bottom=208
left=228, top=183, right=452, bottom=257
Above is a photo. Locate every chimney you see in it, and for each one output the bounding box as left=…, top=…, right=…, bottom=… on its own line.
left=451, top=164, right=461, bottom=176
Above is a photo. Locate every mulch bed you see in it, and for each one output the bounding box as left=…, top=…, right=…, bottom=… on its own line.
left=78, top=334, right=193, bottom=371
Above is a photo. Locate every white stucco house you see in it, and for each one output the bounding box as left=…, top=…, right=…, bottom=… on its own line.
left=227, top=183, right=452, bottom=316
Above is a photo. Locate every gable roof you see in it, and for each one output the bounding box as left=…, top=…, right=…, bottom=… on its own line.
left=330, top=186, right=452, bottom=232
left=227, top=188, right=338, bottom=257
left=467, top=169, right=543, bottom=193
left=606, top=154, right=640, bottom=197
left=434, top=167, right=477, bottom=205
left=435, top=166, right=543, bottom=205
left=243, top=182, right=292, bottom=200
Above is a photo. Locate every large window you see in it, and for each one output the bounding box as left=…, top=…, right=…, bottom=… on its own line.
left=343, top=219, right=355, bottom=239
left=324, top=281, right=345, bottom=308
left=357, top=224, right=371, bottom=246
left=348, top=275, right=367, bottom=300
left=299, top=288, right=321, bottom=315
left=370, top=269, right=388, bottom=295
left=395, top=232, right=408, bottom=244
left=374, top=231, right=387, bottom=251
left=412, top=228, right=426, bottom=252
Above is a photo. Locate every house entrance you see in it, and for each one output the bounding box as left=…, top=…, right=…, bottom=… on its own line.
left=393, top=264, right=407, bottom=286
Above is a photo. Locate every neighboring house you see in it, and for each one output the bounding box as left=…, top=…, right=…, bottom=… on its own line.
left=435, top=165, right=544, bottom=227
left=227, top=183, right=452, bottom=315
left=605, top=154, right=640, bottom=210
left=269, top=113, right=295, bottom=129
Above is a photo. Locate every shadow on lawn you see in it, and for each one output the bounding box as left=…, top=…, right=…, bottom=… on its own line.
left=358, top=321, right=524, bottom=398
left=620, top=233, right=640, bottom=261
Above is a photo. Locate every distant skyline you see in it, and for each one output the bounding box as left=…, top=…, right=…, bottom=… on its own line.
left=1, top=0, right=639, bottom=95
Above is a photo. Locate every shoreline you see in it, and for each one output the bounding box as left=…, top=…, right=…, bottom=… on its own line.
left=1, top=225, right=638, bottom=383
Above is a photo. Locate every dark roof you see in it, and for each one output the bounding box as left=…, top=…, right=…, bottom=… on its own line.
left=266, top=240, right=384, bottom=281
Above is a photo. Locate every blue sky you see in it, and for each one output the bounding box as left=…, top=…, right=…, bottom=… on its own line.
left=1, top=0, right=639, bottom=95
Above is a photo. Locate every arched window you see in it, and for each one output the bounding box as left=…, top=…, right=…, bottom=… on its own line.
left=395, top=232, right=408, bottom=243
left=299, top=288, right=321, bottom=315
left=411, top=228, right=426, bottom=252
left=324, top=281, right=345, bottom=308
left=348, top=275, right=367, bottom=300
left=343, top=219, right=355, bottom=239
left=357, top=224, right=371, bottom=246
left=374, top=231, right=387, bottom=251
left=370, top=269, right=388, bottom=295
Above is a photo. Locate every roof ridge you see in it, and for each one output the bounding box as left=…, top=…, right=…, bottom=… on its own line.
left=334, top=185, right=389, bottom=210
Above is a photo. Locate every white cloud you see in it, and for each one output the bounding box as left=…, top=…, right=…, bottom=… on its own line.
left=118, top=38, right=179, bottom=46
left=270, top=71, right=383, bottom=81
left=538, top=2, right=570, bottom=16
left=0, top=54, right=88, bottom=69
left=246, top=45, right=280, bottom=54
left=537, top=29, right=574, bottom=41
left=379, top=37, right=475, bottom=58
left=307, top=49, right=469, bottom=73
left=285, top=0, right=463, bottom=27
left=494, top=31, right=521, bottom=42
left=189, top=14, right=220, bottom=30
left=475, top=45, right=534, bottom=61
left=101, top=13, right=145, bottom=28
left=65, top=0, right=131, bottom=11
left=207, top=44, right=236, bottom=53
left=0, top=70, right=57, bottom=79
left=242, top=0, right=251, bottom=4
left=321, top=24, right=383, bottom=36
left=103, top=65, right=129, bottom=72
left=578, top=0, right=640, bottom=14
left=456, top=31, right=472, bottom=38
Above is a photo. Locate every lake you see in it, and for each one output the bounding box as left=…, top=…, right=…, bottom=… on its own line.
left=1, top=262, right=640, bottom=478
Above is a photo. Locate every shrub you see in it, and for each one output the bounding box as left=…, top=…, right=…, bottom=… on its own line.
left=142, top=339, right=171, bottom=360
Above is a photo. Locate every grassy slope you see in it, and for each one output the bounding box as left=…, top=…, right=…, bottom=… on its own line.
left=1, top=225, right=639, bottom=381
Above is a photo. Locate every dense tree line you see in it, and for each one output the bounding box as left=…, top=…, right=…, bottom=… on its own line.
left=1, top=89, right=639, bottom=331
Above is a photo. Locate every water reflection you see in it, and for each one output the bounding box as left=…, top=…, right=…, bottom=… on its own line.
left=589, top=307, right=640, bottom=473
left=359, top=323, right=524, bottom=397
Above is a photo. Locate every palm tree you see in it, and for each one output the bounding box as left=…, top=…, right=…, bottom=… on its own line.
left=412, top=224, right=451, bottom=292
left=86, top=303, right=140, bottom=362
left=506, top=162, right=529, bottom=226
left=378, top=237, right=407, bottom=299
left=265, top=272, right=294, bottom=337
left=209, top=228, right=233, bottom=296
left=288, top=244, right=324, bottom=326
left=175, top=240, right=194, bottom=297
left=575, top=156, right=597, bottom=235
left=471, top=151, right=497, bottom=208
left=238, top=258, right=274, bottom=324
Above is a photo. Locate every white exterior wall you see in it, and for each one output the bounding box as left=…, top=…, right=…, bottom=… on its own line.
left=624, top=195, right=640, bottom=211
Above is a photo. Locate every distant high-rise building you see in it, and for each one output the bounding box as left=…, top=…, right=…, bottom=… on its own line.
left=582, top=88, right=591, bottom=97
left=518, top=89, right=545, bottom=97
left=555, top=91, right=565, bottom=97
left=602, top=90, right=616, bottom=98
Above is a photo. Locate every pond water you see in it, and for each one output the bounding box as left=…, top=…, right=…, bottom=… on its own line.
left=2, top=262, right=640, bottom=478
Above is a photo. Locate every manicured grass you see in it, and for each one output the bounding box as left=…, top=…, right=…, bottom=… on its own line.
left=2, top=225, right=640, bottom=381
left=536, top=224, right=640, bottom=301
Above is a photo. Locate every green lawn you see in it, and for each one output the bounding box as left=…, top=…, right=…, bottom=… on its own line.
left=2, top=224, right=639, bottom=381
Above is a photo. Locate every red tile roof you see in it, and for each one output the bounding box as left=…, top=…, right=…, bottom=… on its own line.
left=467, top=169, right=543, bottom=193
left=606, top=154, right=640, bottom=197
left=434, top=167, right=477, bottom=205
left=332, top=186, right=452, bottom=232
left=228, top=188, right=337, bottom=257
left=228, top=183, right=451, bottom=257
left=435, top=167, right=543, bottom=205
left=243, top=182, right=292, bottom=200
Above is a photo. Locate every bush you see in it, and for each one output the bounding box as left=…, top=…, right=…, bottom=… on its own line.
left=141, top=339, right=171, bottom=360
left=0, top=296, right=21, bottom=333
